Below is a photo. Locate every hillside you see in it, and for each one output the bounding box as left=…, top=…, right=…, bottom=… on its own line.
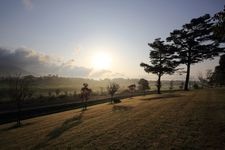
left=0, top=88, right=225, bottom=149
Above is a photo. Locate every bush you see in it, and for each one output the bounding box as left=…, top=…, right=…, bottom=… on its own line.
left=193, top=83, right=199, bottom=89
left=113, top=98, right=121, bottom=103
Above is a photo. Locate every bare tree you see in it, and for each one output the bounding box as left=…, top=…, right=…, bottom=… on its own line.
left=7, top=74, right=33, bottom=127
left=107, top=82, right=120, bottom=103
left=80, top=83, right=92, bottom=110
left=128, top=84, right=136, bottom=98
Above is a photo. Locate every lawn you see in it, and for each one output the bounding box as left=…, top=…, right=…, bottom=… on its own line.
left=0, top=88, right=225, bottom=149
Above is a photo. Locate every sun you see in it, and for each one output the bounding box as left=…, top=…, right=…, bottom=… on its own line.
left=91, top=51, right=112, bottom=70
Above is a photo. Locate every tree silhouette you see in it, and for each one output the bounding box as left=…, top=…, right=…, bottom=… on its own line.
left=7, top=74, right=33, bottom=127
left=80, top=83, right=92, bottom=110
left=128, top=84, right=136, bottom=98
left=167, top=14, right=222, bottom=91
left=107, top=82, right=119, bottom=103
left=55, top=89, right=61, bottom=96
left=140, top=38, right=178, bottom=94
left=213, top=6, right=225, bottom=43
left=211, top=54, right=225, bottom=86
left=138, top=78, right=150, bottom=95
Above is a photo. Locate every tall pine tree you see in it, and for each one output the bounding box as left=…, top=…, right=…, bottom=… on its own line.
left=140, top=38, right=178, bottom=94
left=167, top=14, right=222, bottom=90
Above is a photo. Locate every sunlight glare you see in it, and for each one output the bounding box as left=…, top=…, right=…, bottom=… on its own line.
left=92, top=51, right=112, bottom=70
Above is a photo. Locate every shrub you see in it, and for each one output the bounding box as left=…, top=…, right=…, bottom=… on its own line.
left=193, top=83, right=199, bottom=89
left=113, top=98, right=121, bottom=103
left=55, top=89, right=61, bottom=96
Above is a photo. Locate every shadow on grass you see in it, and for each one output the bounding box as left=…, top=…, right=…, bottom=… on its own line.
left=32, top=110, right=84, bottom=150
left=140, top=94, right=182, bottom=101
left=112, top=105, right=133, bottom=112
left=48, top=112, right=83, bottom=140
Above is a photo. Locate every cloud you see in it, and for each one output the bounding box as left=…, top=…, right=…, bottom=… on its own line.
left=0, top=47, right=92, bottom=77
left=89, top=69, right=126, bottom=79
left=61, top=59, right=76, bottom=68
left=0, top=47, right=125, bottom=78
left=89, top=70, right=112, bottom=78
left=22, top=0, right=33, bottom=10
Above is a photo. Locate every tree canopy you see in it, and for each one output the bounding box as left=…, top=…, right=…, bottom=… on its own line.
left=213, top=6, right=225, bottom=43
left=138, top=78, right=150, bottom=92
left=140, top=38, right=178, bottom=94
left=167, top=14, right=222, bottom=90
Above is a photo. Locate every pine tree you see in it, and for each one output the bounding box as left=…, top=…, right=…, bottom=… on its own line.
left=140, top=38, right=178, bottom=94
left=167, top=14, right=222, bottom=90
left=213, top=6, right=225, bottom=43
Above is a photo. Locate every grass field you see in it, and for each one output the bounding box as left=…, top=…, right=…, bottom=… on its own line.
left=0, top=88, right=225, bottom=149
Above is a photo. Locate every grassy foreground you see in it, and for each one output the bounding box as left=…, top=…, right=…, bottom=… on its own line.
left=0, top=88, right=225, bottom=149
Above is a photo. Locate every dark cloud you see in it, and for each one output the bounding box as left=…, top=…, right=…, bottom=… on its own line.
left=0, top=47, right=125, bottom=78
left=0, top=48, right=50, bottom=68
left=0, top=47, right=92, bottom=77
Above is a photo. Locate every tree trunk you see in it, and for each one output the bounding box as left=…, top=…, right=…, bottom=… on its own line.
left=184, top=48, right=191, bottom=91
left=157, top=74, right=161, bottom=94
left=185, top=63, right=191, bottom=91
left=157, top=50, right=162, bottom=94
left=17, top=99, right=21, bottom=127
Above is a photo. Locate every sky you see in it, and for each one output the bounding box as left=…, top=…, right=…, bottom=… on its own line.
left=0, top=0, right=224, bottom=80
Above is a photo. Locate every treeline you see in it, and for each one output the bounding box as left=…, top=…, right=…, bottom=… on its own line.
left=141, top=6, right=225, bottom=93
left=0, top=75, right=137, bottom=90
left=0, top=75, right=186, bottom=97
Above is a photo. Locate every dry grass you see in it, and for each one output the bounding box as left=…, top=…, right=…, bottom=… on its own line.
left=0, top=88, right=225, bottom=149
